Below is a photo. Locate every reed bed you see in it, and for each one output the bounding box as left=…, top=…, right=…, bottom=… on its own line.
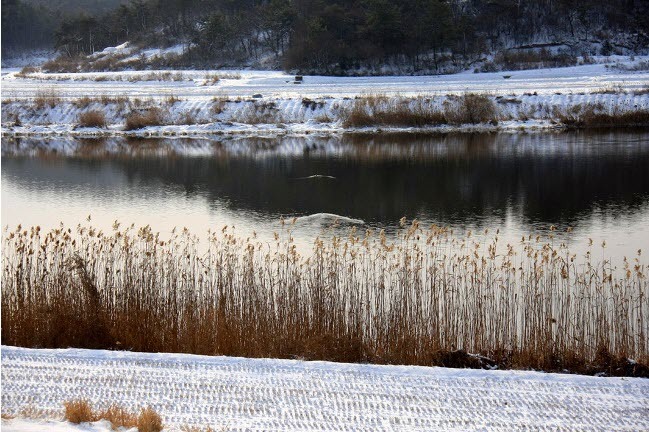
left=341, top=94, right=498, bottom=128
left=63, top=399, right=162, bottom=431
left=77, top=110, right=107, bottom=128
left=2, top=221, right=647, bottom=374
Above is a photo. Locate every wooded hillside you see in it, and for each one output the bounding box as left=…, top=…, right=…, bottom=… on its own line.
left=3, top=0, right=647, bottom=73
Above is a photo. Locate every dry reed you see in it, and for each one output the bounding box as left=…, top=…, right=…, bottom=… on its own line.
left=63, top=400, right=95, bottom=424
left=102, top=405, right=139, bottom=429
left=137, top=407, right=163, bottom=432
left=342, top=94, right=498, bottom=127
left=33, top=89, right=62, bottom=109
left=62, top=399, right=156, bottom=430
left=239, top=102, right=284, bottom=124
left=125, top=108, right=164, bottom=130
left=2, top=221, right=647, bottom=375
left=555, top=103, right=649, bottom=128
left=343, top=95, right=446, bottom=127
left=443, top=93, right=499, bottom=125
left=78, top=110, right=107, bottom=128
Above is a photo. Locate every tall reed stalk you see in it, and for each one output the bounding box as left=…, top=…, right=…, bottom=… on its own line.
left=2, top=221, right=647, bottom=372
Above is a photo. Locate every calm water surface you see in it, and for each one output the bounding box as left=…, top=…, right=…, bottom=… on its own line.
left=2, top=131, right=649, bottom=259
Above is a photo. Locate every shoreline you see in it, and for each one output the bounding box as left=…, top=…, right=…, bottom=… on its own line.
left=2, top=93, right=647, bottom=138
left=2, top=63, right=647, bottom=138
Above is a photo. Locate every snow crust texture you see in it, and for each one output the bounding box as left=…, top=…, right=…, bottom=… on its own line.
left=2, top=64, right=648, bottom=100
left=2, top=346, right=648, bottom=431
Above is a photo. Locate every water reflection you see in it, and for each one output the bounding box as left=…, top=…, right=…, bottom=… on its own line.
left=2, top=131, right=649, bottom=257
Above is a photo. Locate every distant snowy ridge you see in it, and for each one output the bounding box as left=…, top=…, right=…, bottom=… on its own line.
left=2, top=345, right=649, bottom=431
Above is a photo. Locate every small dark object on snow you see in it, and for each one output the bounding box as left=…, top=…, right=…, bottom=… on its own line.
left=437, top=349, right=498, bottom=369
left=252, top=94, right=263, bottom=99
left=295, top=75, right=303, bottom=82
left=503, top=75, right=512, bottom=79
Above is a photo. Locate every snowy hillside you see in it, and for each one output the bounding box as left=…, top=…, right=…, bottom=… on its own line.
left=2, top=346, right=648, bottom=431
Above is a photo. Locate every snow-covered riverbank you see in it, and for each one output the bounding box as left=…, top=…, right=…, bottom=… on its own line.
left=2, top=346, right=648, bottom=431
left=2, top=64, right=647, bottom=137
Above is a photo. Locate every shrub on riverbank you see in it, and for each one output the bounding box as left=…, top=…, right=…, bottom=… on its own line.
left=125, top=108, right=163, bottom=130
left=342, top=95, right=447, bottom=127
left=444, top=94, right=498, bottom=125
left=78, top=110, right=107, bottom=128
left=556, top=103, right=649, bottom=128
left=2, top=92, right=648, bottom=132
left=33, top=89, right=61, bottom=109
left=342, top=93, right=498, bottom=127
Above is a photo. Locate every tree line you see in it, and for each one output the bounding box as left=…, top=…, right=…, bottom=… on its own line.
left=3, top=0, right=648, bottom=72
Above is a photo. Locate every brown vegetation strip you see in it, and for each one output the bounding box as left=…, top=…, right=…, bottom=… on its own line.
left=124, top=108, right=164, bottom=130
left=2, top=222, right=647, bottom=375
left=63, top=399, right=162, bottom=431
left=342, top=94, right=498, bottom=127
left=4, top=93, right=649, bottom=131
left=78, top=110, right=107, bottom=128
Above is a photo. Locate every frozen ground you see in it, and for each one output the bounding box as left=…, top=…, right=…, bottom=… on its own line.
left=2, top=62, right=648, bottom=100
left=2, top=418, right=120, bottom=432
left=2, top=346, right=648, bottom=431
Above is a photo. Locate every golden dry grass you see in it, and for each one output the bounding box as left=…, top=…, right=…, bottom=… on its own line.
left=125, top=108, right=164, bottom=130
left=62, top=400, right=158, bottom=430
left=342, top=95, right=446, bottom=127
left=42, top=56, right=80, bottom=73
left=342, top=94, right=498, bottom=127
left=554, top=103, right=649, bottom=128
left=239, top=102, right=284, bottom=124
left=443, top=93, right=498, bottom=124
left=2, top=221, right=647, bottom=374
left=78, top=110, right=107, bottom=128
left=64, top=400, right=95, bottom=424
left=137, top=407, right=163, bottom=432
left=166, top=95, right=181, bottom=105
left=33, top=89, right=62, bottom=109
left=73, top=97, right=95, bottom=109
left=101, top=405, right=138, bottom=429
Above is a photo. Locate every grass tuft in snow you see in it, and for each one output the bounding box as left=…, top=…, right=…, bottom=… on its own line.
left=125, top=108, right=164, bottom=130
left=63, top=400, right=159, bottom=430
left=239, top=101, right=284, bottom=124
left=101, top=405, right=138, bottom=430
left=137, top=407, right=163, bottom=432
left=342, top=95, right=446, bottom=127
left=64, top=400, right=95, bottom=424
left=554, top=103, right=649, bottom=128
left=33, top=89, right=62, bottom=110
left=78, top=111, right=107, bottom=128
left=478, top=49, right=580, bottom=73
left=342, top=93, right=498, bottom=127
left=443, top=93, right=499, bottom=125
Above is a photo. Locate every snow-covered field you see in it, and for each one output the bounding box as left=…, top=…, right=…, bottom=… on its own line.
left=1, top=63, right=648, bottom=137
left=2, top=346, right=648, bottom=431
left=2, top=62, right=648, bottom=100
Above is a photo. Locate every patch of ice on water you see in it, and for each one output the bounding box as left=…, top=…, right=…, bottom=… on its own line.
left=294, top=213, right=365, bottom=225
